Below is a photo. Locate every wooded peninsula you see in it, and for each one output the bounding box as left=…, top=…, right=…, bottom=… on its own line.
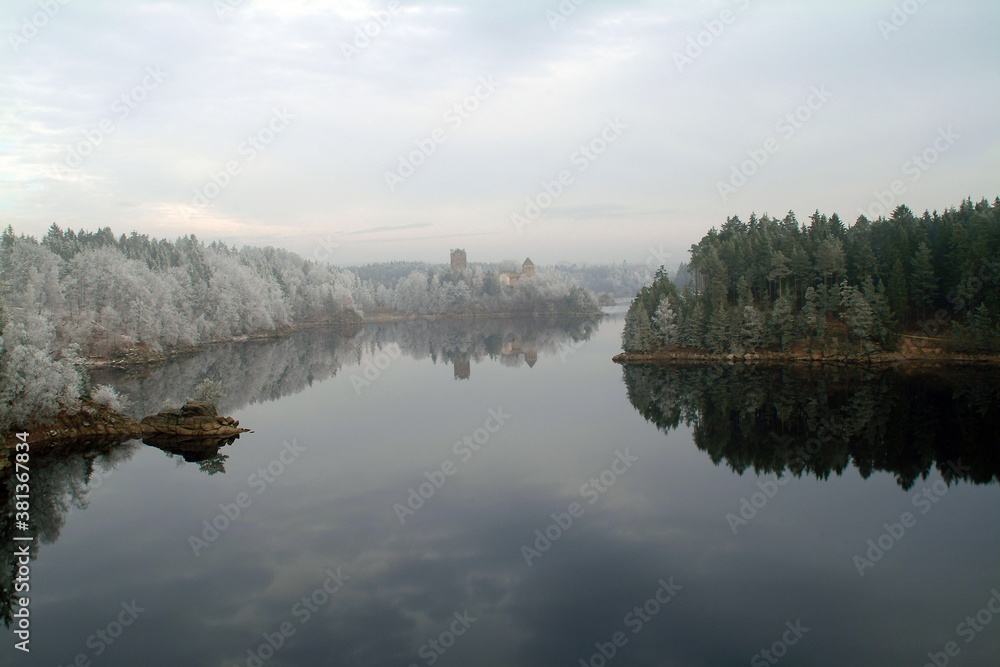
left=618, top=197, right=1000, bottom=363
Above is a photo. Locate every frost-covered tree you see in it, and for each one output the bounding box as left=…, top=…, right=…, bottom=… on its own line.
left=0, top=313, right=82, bottom=429
left=91, top=384, right=130, bottom=413
left=652, top=299, right=679, bottom=347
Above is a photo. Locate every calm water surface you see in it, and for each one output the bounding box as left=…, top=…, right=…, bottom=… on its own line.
left=3, top=309, right=1000, bottom=666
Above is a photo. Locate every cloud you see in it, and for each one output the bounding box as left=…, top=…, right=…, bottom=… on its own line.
left=344, top=222, right=434, bottom=236
left=1, top=0, right=997, bottom=263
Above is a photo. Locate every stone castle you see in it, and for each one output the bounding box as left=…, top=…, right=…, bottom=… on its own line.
left=449, top=249, right=534, bottom=287
left=499, top=258, right=534, bottom=287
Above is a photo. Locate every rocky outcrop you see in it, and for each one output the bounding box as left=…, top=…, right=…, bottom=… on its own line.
left=140, top=401, right=250, bottom=440
left=7, top=400, right=143, bottom=446
left=4, top=400, right=250, bottom=452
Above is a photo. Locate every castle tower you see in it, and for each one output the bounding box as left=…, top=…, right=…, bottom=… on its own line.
left=522, top=257, right=535, bottom=277
left=451, top=249, right=467, bottom=272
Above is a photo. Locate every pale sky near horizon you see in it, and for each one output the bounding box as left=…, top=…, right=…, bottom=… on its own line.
left=1, top=0, right=997, bottom=267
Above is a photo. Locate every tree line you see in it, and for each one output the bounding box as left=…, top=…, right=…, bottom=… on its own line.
left=351, top=264, right=600, bottom=317
left=622, top=197, right=1000, bottom=355
left=0, top=224, right=359, bottom=429
left=0, top=224, right=601, bottom=429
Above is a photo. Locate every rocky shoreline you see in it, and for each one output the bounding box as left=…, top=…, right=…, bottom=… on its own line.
left=5, top=400, right=249, bottom=449
left=613, top=348, right=1000, bottom=366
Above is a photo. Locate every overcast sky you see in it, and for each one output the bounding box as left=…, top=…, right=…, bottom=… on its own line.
left=1, top=0, right=997, bottom=266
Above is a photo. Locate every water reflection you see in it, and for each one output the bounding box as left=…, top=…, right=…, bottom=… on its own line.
left=91, top=317, right=599, bottom=416
left=1, top=439, right=140, bottom=626
left=622, top=363, right=1000, bottom=489
left=359, top=316, right=596, bottom=377
left=5, top=315, right=998, bottom=665
left=3, top=317, right=600, bottom=630
left=89, top=329, right=361, bottom=419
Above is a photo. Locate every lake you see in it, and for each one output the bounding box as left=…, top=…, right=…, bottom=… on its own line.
left=3, top=307, right=1000, bottom=666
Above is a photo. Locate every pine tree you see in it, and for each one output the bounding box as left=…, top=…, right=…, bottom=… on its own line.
left=789, top=245, right=811, bottom=305
left=886, top=257, right=907, bottom=324
left=769, top=295, right=795, bottom=351
left=800, top=286, right=819, bottom=346
left=768, top=250, right=791, bottom=299
left=741, top=304, right=765, bottom=352
left=705, top=300, right=731, bottom=353
left=971, top=303, right=996, bottom=352
left=909, top=241, right=937, bottom=322
left=815, top=237, right=846, bottom=291
left=622, top=301, right=657, bottom=353
left=652, top=299, right=679, bottom=347
left=841, top=281, right=875, bottom=353
left=633, top=306, right=657, bottom=352
left=680, top=302, right=705, bottom=348
left=863, top=277, right=894, bottom=349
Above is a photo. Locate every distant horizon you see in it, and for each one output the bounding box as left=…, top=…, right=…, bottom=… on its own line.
left=7, top=193, right=995, bottom=270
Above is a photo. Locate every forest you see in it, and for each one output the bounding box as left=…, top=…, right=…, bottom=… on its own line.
left=0, top=225, right=359, bottom=430
left=0, top=225, right=601, bottom=430
left=622, top=197, right=1000, bottom=356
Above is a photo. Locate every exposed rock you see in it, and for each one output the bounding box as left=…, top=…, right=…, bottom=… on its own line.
left=6, top=400, right=251, bottom=449
left=5, top=400, right=142, bottom=447
left=140, top=401, right=250, bottom=440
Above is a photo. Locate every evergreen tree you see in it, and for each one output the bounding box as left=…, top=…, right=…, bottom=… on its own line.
left=886, top=257, right=908, bottom=324
left=863, top=277, right=893, bottom=349
left=622, top=197, right=999, bottom=355
left=705, top=300, right=731, bottom=353
left=815, top=237, right=846, bottom=290
left=971, top=303, right=997, bottom=352
left=622, top=300, right=658, bottom=353
left=799, top=286, right=819, bottom=346
left=841, top=281, right=875, bottom=353
left=741, top=304, right=765, bottom=352
left=768, top=295, right=795, bottom=351
left=768, top=250, right=790, bottom=299
left=652, top=299, right=679, bottom=347
left=909, top=241, right=937, bottom=321
left=680, top=302, right=705, bottom=348
left=789, top=245, right=811, bottom=304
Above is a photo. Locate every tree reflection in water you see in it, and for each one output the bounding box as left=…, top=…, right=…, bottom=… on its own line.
left=2, top=317, right=601, bottom=626
left=622, top=363, right=1000, bottom=489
